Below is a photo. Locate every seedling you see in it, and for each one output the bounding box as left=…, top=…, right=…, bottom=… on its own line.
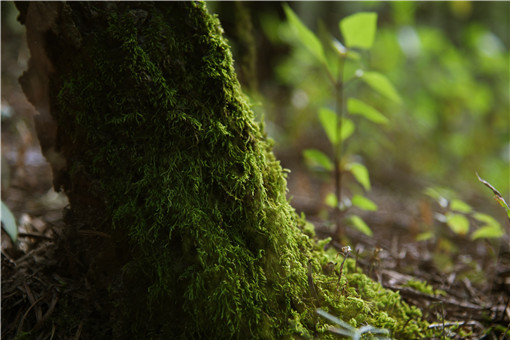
left=422, top=186, right=504, bottom=241
left=336, top=245, right=351, bottom=293
left=284, top=5, right=401, bottom=238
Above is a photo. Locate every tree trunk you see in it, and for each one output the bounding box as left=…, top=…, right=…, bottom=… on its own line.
left=17, top=2, right=428, bottom=338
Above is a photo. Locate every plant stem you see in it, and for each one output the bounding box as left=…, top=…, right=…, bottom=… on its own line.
left=333, top=57, right=345, bottom=240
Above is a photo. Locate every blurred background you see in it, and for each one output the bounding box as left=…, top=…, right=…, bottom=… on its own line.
left=2, top=0, right=509, bottom=249
left=209, top=1, right=509, bottom=228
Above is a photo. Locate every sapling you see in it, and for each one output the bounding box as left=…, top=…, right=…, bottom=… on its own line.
left=284, top=6, right=401, bottom=239
left=422, top=185, right=504, bottom=240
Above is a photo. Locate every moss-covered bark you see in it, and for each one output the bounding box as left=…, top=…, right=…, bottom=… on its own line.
left=18, top=2, right=430, bottom=338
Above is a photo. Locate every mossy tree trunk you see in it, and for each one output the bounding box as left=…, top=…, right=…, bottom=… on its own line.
left=18, top=2, right=428, bottom=338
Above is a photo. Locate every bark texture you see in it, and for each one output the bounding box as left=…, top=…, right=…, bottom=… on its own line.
left=18, top=2, right=428, bottom=338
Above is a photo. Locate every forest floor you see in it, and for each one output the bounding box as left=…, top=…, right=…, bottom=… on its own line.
left=1, top=90, right=509, bottom=339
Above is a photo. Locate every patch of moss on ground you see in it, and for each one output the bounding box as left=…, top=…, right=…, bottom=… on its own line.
left=404, top=279, right=446, bottom=296
left=47, top=1, right=433, bottom=338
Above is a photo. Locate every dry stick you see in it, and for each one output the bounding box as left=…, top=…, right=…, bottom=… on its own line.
left=16, top=294, right=47, bottom=337
left=307, top=259, right=319, bottom=301
left=336, top=247, right=351, bottom=293
left=33, top=294, right=59, bottom=331
left=23, top=282, right=43, bottom=322
left=74, top=320, right=84, bottom=340
left=354, top=248, right=360, bottom=273
left=428, top=320, right=482, bottom=329
left=18, top=232, right=54, bottom=241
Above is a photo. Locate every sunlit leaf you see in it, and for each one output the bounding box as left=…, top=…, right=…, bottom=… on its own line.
left=471, top=225, right=504, bottom=240
left=494, top=196, right=510, bottom=220
left=318, top=108, right=338, bottom=144
left=450, top=199, right=472, bottom=213
left=318, top=108, right=354, bottom=145
left=347, top=98, right=389, bottom=124
left=283, top=4, right=326, bottom=65
left=348, top=215, right=373, bottom=236
left=473, top=212, right=499, bottom=225
left=351, top=194, right=378, bottom=211
left=360, top=71, right=402, bottom=104
left=339, top=12, right=378, bottom=49
left=445, top=213, right=469, bottom=235
left=346, top=50, right=361, bottom=60
left=471, top=212, right=504, bottom=240
left=416, top=232, right=434, bottom=242
left=303, top=149, right=333, bottom=171
left=325, top=192, right=338, bottom=208
left=347, top=162, right=371, bottom=191
left=340, top=117, right=355, bottom=142
left=1, top=201, right=17, bottom=243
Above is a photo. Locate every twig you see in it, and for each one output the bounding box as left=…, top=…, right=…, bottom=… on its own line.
left=336, top=246, right=351, bottom=293
left=18, top=232, right=54, bottom=241
left=428, top=320, right=482, bottom=329
left=74, top=320, right=84, bottom=340
left=16, top=294, right=47, bottom=337
left=33, top=293, right=59, bottom=331
left=23, top=281, right=43, bottom=322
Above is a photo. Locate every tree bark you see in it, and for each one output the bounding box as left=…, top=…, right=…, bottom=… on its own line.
left=17, top=2, right=428, bottom=338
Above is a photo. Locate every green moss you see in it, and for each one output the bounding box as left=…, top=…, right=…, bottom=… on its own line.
left=49, top=2, right=431, bottom=338
left=404, top=279, right=446, bottom=296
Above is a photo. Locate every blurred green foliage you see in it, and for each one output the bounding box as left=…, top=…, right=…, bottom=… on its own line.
left=232, top=2, right=508, bottom=205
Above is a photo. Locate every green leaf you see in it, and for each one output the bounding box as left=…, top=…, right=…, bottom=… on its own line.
left=359, top=71, right=402, bottom=104
left=351, top=194, right=378, bottom=211
left=471, top=212, right=504, bottom=240
left=347, top=98, right=389, bottom=125
left=495, top=196, right=510, bottom=220
left=303, top=149, right=333, bottom=171
left=416, top=232, right=434, bottom=242
left=346, top=50, right=361, bottom=60
left=347, top=162, right=371, bottom=191
left=318, top=108, right=339, bottom=144
left=339, top=12, right=378, bottom=49
left=471, top=225, right=504, bottom=240
left=1, top=201, right=17, bottom=243
left=473, top=212, right=498, bottom=225
left=318, top=108, right=354, bottom=145
left=348, top=215, right=373, bottom=236
left=340, top=117, right=355, bottom=142
left=445, top=213, right=469, bottom=235
left=450, top=199, right=472, bottom=213
left=325, top=192, right=338, bottom=208
left=283, top=4, right=326, bottom=65
left=317, top=20, right=341, bottom=79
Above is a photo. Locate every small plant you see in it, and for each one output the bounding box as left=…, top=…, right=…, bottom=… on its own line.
left=421, top=185, right=504, bottom=241
left=284, top=6, right=401, bottom=238
left=317, top=308, right=392, bottom=340
left=336, top=245, right=351, bottom=293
